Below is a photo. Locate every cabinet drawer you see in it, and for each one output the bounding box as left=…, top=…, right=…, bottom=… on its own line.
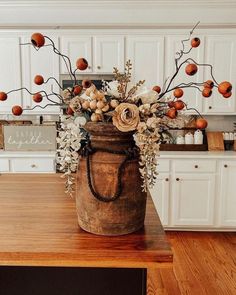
left=173, top=160, right=216, bottom=173
left=11, top=158, right=55, bottom=173
left=157, top=159, right=170, bottom=172
left=0, top=159, right=10, bottom=172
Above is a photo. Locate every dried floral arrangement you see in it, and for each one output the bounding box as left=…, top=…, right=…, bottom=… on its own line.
left=0, top=23, right=233, bottom=195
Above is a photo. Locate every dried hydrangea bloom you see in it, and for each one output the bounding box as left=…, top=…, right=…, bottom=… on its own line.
left=112, top=103, right=140, bottom=132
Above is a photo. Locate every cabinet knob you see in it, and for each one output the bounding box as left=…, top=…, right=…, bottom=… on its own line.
left=88, top=65, right=91, bottom=69
left=194, top=165, right=198, bottom=168
left=31, top=164, right=37, bottom=168
left=97, top=65, right=101, bottom=70
left=165, top=178, right=169, bottom=182
left=209, top=106, right=212, bottom=110
left=224, top=164, right=228, bottom=168
left=176, top=178, right=180, bottom=181
left=26, top=105, right=30, bottom=109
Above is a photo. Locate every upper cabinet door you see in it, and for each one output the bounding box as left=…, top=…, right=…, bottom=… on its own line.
left=165, top=35, right=205, bottom=113
left=60, top=36, right=92, bottom=74
left=21, top=35, right=60, bottom=114
left=94, top=36, right=124, bottom=73
left=126, top=36, right=164, bottom=88
left=204, top=36, right=236, bottom=114
left=0, top=37, right=22, bottom=114
left=204, top=35, right=236, bottom=114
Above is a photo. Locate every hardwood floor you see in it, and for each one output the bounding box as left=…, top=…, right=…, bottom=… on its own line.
left=162, top=232, right=236, bottom=295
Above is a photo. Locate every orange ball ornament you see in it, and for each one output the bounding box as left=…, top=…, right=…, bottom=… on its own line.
left=12, top=105, right=23, bottom=116
left=0, top=91, right=7, bottom=101
left=223, top=92, right=232, bottom=98
left=196, top=118, right=208, bottom=129
left=204, top=80, right=214, bottom=89
left=166, top=108, right=177, bottom=119
left=218, top=81, right=232, bottom=95
left=168, top=101, right=175, bottom=108
left=174, top=100, right=185, bottom=110
left=31, top=33, right=45, bottom=48
left=202, top=88, right=212, bottom=98
left=152, top=85, right=161, bottom=93
left=73, top=85, right=83, bottom=95
left=34, top=75, right=44, bottom=85
left=33, top=93, right=43, bottom=103
left=185, top=64, right=198, bottom=76
left=82, top=79, right=92, bottom=89
left=173, top=88, right=184, bottom=98
left=191, top=37, right=201, bottom=48
left=76, top=58, right=88, bottom=71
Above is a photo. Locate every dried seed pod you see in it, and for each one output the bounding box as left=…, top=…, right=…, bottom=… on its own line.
left=12, top=105, right=23, bottom=116
left=31, top=33, right=45, bottom=48
left=82, top=79, right=92, bottom=89
left=90, top=92, right=98, bottom=100
left=196, top=118, right=208, bottom=129
left=0, top=91, right=7, bottom=101
left=204, top=80, right=214, bottom=89
left=95, top=109, right=103, bottom=114
left=166, top=108, right=177, bottom=119
left=185, top=64, right=198, bottom=76
left=202, top=88, right=212, bottom=98
left=173, top=88, right=184, bottom=98
left=191, top=37, right=201, bottom=48
left=110, top=99, right=119, bottom=108
left=97, top=101, right=105, bottom=109
left=34, top=75, right=44, bottom=85
left=152, top=85, right=161, bottom=93
left=174, top=100, right=185, bottom=110
left=218, top=81, right=232, bottom=95
left=97, top=91, right=105, bottom=100
left=33, top=93, right=43, bottom=103
left=223, top=92, right=232, bottom=98
left=102, top=104, right=110, bottom=112
left=73, top=85, right=83, bottom=95
left=89, top=100, right=97, bottom=110
left=82, top=100, right=90, bottom=110
left=76, top=58, right=88, bottom=71
left=91, top=113, right=98, bottom=122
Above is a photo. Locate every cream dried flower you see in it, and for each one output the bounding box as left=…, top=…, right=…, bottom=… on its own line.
left=69, top=96, right=82, bottom=113
left=112, top=103, right=140, bottom=132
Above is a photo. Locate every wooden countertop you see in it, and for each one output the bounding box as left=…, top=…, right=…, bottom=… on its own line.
left=0, top=174, right=173, bottom=269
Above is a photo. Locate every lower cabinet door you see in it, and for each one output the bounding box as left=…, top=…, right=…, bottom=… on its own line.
left=219, top=161, right=236, bottom=227
left=149, top=173, right=170, bottom=226
left=172, top=173, right=215, bottom=226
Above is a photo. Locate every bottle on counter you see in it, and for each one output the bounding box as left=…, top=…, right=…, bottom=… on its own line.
left=194, top=129, right=203, bottom=144
left=185, top=132, right=194, bottom=144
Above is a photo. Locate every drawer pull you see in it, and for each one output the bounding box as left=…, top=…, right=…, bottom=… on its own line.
left=194, top=165, right=198, bottom=168
left=97, top=65, right=101, bottom=70
left=224, top=164, right=228, bottom=168
left=165, top=178, right=169, bottom=182
left=209, top=106, right=212, bottom=109
left=176, top=178, right=180, bottom=181
left=31, top=164, right=37, bottom=168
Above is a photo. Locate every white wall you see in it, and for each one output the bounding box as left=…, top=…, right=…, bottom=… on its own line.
left=0, top=0, right=235, bottom=28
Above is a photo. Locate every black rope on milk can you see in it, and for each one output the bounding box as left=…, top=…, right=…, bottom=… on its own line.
left=81, top=142, right=139, bottom=203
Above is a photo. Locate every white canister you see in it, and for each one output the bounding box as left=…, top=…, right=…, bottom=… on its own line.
left=185, top=132, right=194, bottom=144
left=194, top=129, right=203, bottom=144
left=176, top=135, right=185, bottom=144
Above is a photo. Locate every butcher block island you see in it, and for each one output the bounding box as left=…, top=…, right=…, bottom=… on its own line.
left=0, top=174, right=177, bottom=295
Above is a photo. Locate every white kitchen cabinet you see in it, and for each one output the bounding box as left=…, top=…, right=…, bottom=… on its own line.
left=172, top=172, right=215, bottom=226
left=21, top=35, right=60, bottom=114
left=149, top=159, right=170, bottom=226
left=126, top=36, right=164, bottom=88
left=0, top=36, right=22, bottom=114
left=204, top=36, right=236, bottom=114
left=165, top=35, right=205, bottom=113
left=60, top=36, right=92, bottom=74
left=0, top=151, right=56, bottom=173
left=60, top=35, right=124, bottom=74
left=219, top=161, right=236, bottom=227
left=94, top=36, right=124, bottom=73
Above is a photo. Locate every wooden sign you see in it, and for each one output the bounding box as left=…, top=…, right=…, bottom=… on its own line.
left=3, top=125, right=56, bottom=151
left=206, top=132, right=224, bottom=151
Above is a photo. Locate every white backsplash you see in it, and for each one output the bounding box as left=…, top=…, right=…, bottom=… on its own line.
left=205, top=115, right=236, bottom=132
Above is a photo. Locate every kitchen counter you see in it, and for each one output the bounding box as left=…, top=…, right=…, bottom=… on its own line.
left=0, top=174, right=177, bottom=295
